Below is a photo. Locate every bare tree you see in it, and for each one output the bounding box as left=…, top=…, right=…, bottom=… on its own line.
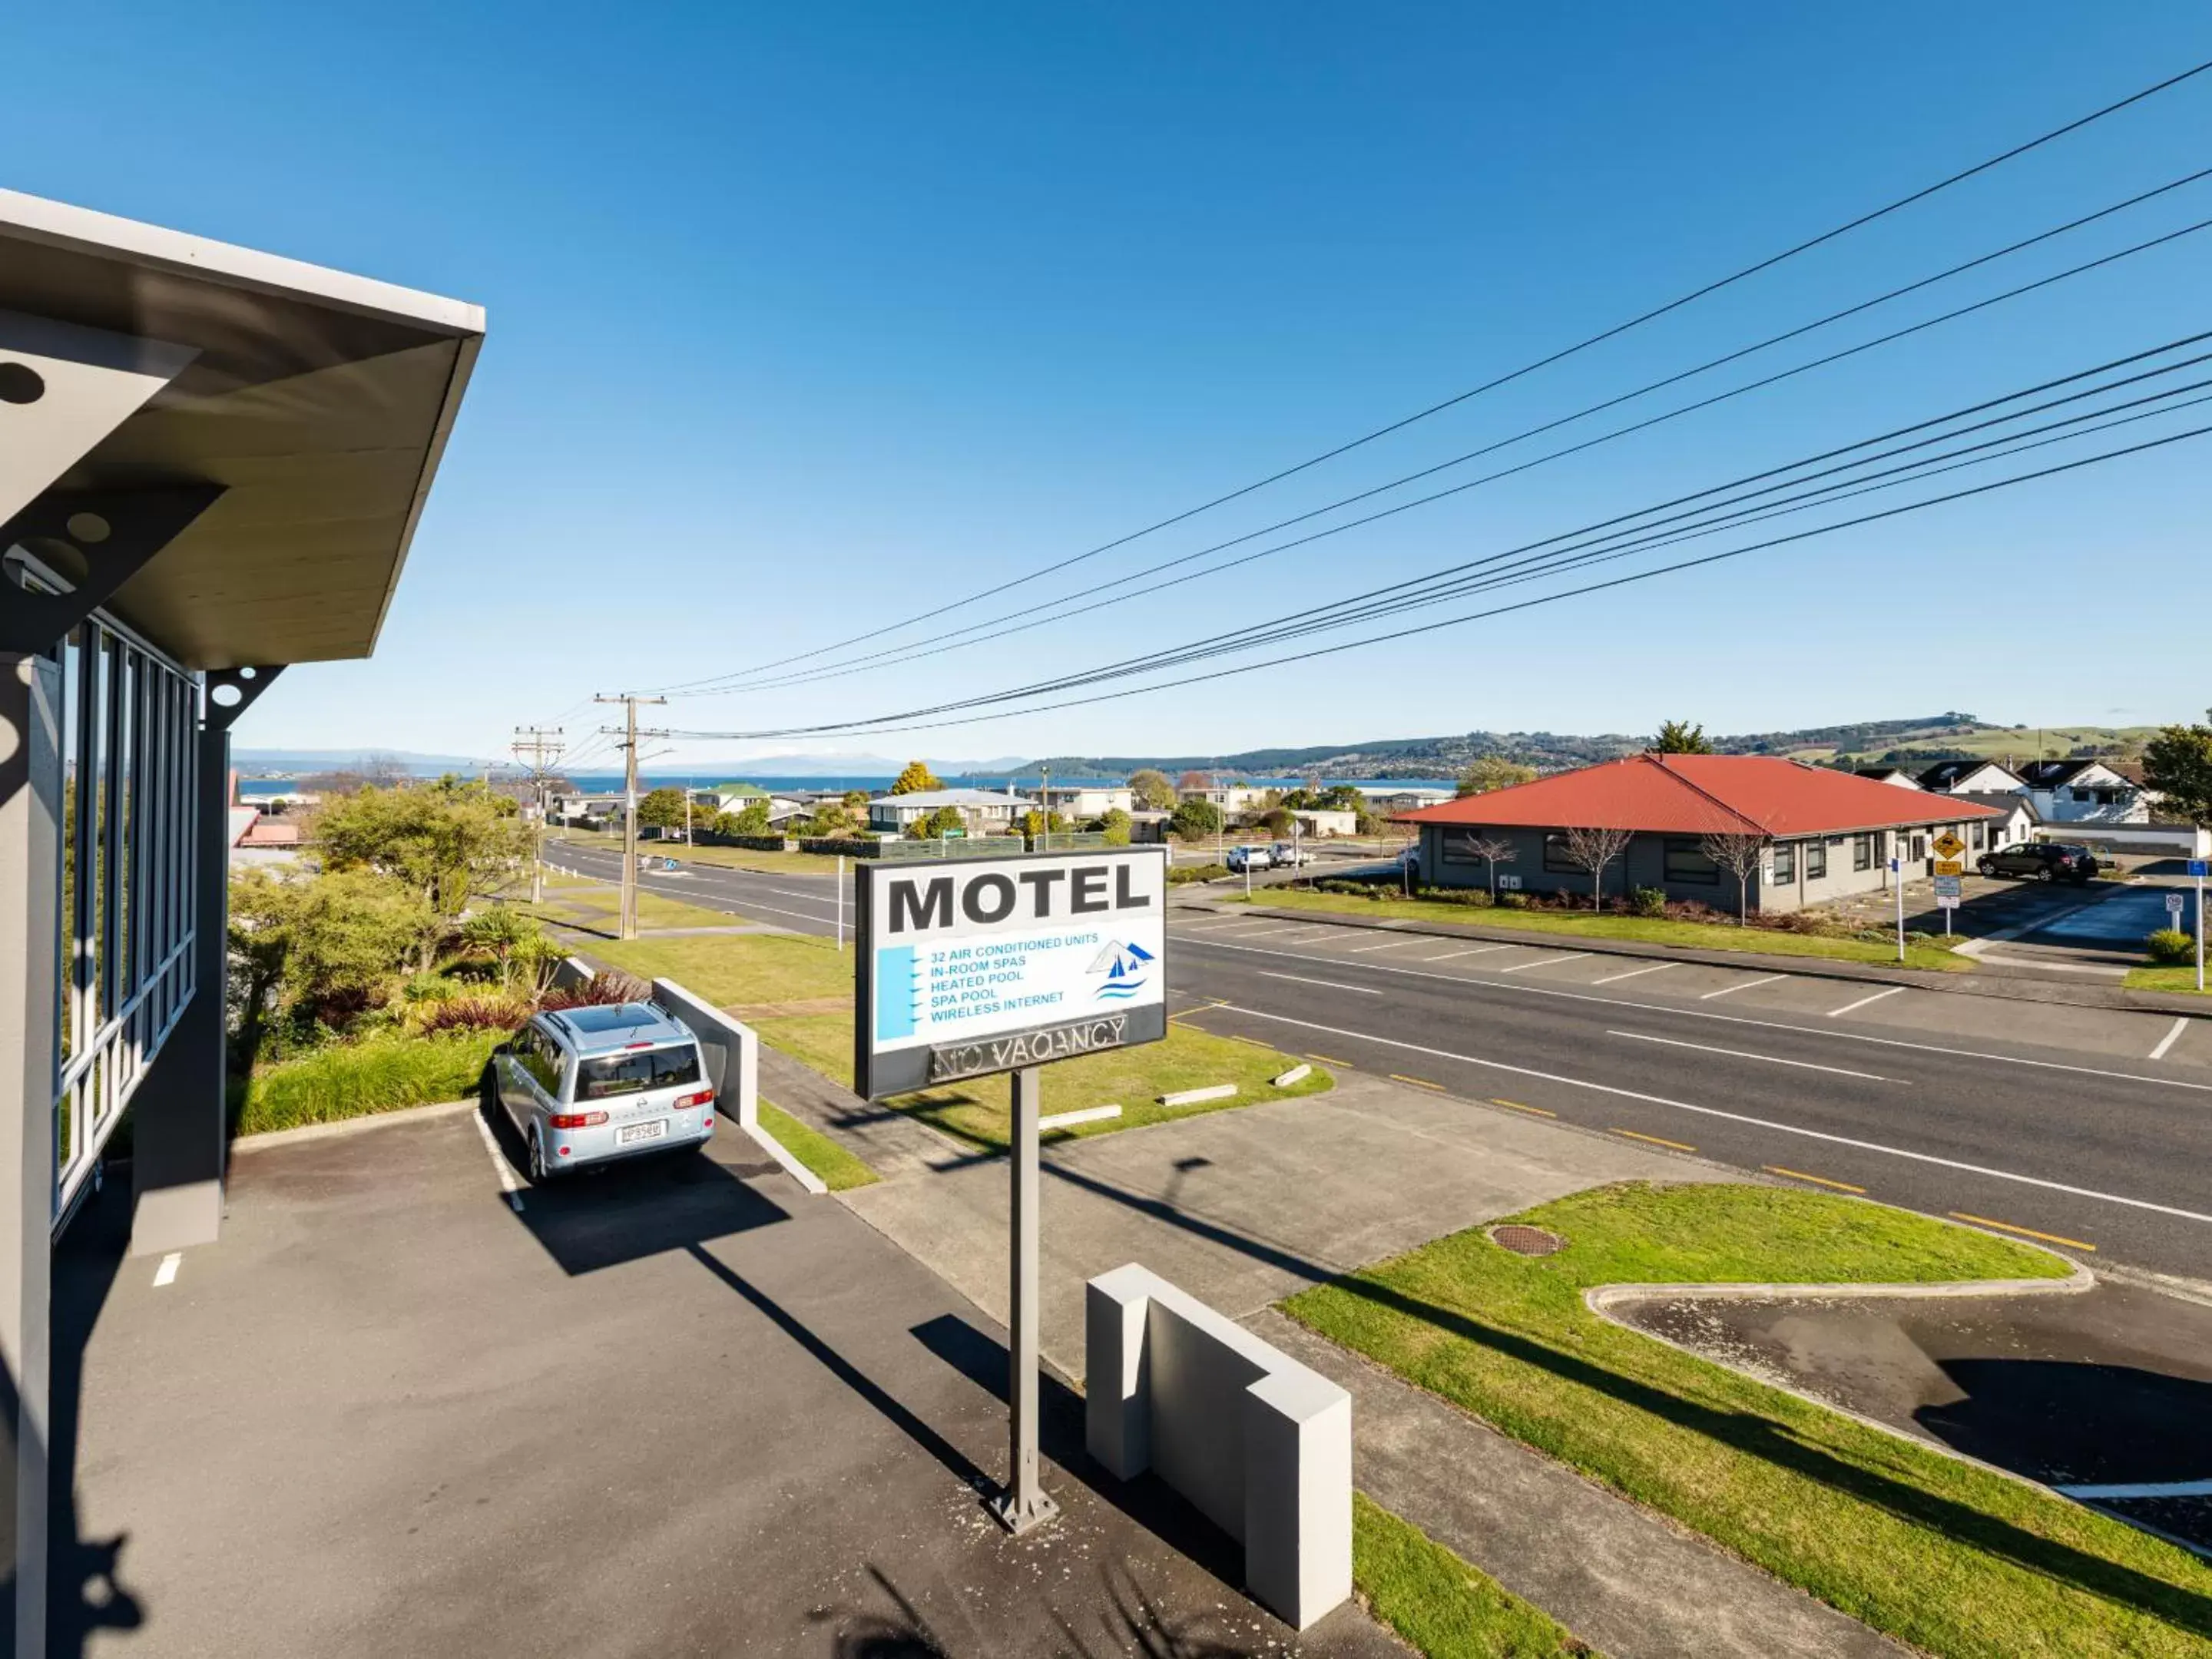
left=1698, top=830, right=1767, bottom=924
left=1559, top=824, right=1633, bottom=911
left=1459, top=833, right=1518, bottom=899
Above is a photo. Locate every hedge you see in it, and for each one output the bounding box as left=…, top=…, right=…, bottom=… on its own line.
left=696, top=833, right=791, bottom=851
left=236, top=1029, right=504, bottom=1137
left=796, top=836, right=881, bottom=856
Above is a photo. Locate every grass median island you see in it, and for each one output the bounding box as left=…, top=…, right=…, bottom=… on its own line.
left=1235, top=889, right=1972, bottom=972
left=1353, top=1493, right=1594, bottom=1658
left=757, top=1101, right=879, bottom=1190
left=2124, top=964, right=2210, bottom=996
left=1285, top=1182, right=2211, bottom=1659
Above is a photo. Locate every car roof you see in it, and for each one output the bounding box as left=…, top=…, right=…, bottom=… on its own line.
left=539, top=1001, right=693, bottom=1056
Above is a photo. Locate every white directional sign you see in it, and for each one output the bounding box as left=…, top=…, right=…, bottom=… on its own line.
left=853, top=846, right=1168, bottom=1098
left=2170, top=892, right=2187, bottom=922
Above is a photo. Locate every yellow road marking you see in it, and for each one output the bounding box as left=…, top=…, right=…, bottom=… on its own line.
left=1490, top=1098, right=1557, bottom=1118
left=1390, top=1074, right=1446, bottom=1091
left=1613, top=1128, right=1697, bottom=1152
left=1949, top=1212, right=2096, bottom=1252
left=1173, top=1022, right=1210, bottom=1034
left=1224, top=1033, right=1277, bottom=1050
left=1308, top=1052, right=1353, bottom=1067
left=1766, top=1166, right=1866, bottom=1194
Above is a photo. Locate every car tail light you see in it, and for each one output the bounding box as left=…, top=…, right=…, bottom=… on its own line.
left=676, top=1088, right=714, bottom=1109
left=549, top=1111, right=608, bottom=1129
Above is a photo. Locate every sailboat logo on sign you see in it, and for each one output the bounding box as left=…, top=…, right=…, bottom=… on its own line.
left=1088, top=939, right=1155, bottom=1002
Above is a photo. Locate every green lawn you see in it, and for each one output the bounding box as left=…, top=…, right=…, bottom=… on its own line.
left=2124, top=964, right=2209, bottom=996
left=1286, top=1183, right=2210, bottom=1658
left=753, top=1010, right=1329, bottom=1151
left=1353, top=1493, right=1594, bottom=1657
left=513, top=882, right=753, bottom=934
left=1238, top=890, right=1972, bottom=972
left=552, top=830, right=850, bottom=879
left=757, top=1101, right=879, bottom=1190
left=591, top=929, right=853, bottom=1006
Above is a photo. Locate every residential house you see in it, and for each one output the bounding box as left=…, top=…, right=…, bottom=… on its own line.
left=1290, top=808, right=1359, bottom=838
left=2016, top=759, right=2148, bottom=825
left=1399, top=753, right=2002, bottom=915
left=1916, top=759, right=2025, bottom=795
left=1949, top=792, right=2038, bottom=852
left=1035, top=783, right=1135, bottom=820
left=1853, top=767, right=1922, bottom=789
left=866, top=788, right=1031, bottom=834
left=1359, top=786, right=1455, bottom=813
left=1176, top=783, right=1270, bottom=813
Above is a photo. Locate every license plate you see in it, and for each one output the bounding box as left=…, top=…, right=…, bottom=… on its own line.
left=618, top=1120, right=667, bottom=1146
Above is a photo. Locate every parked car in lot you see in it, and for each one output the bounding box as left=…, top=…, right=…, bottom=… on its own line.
left=1976, top=841, right=2098, bottom=883
left=1224, top=844, right=1275, bottom=873
left=488, top=1002, right=715, bottom=1181
left=1269, top=842, right=1313, bottom=867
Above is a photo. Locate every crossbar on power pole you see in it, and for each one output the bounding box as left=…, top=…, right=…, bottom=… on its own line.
left=594, top=694, right=667, bottom=940
left=512, top=725, right=565, bottom=905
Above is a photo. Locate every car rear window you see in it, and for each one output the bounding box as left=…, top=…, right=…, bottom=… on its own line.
left=575, top=1044, right=703, bottom=1100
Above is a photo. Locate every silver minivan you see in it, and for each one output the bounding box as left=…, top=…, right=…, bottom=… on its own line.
left=488, top=1002, right=715, bottom=1181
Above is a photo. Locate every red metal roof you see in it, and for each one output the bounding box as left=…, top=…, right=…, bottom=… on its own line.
left=1399, top=753, right=2004, bottom=837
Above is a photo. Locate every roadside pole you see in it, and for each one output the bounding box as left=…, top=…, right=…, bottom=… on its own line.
left=2197, top=861, right=2206, bottom=992
left=1892, top=856, right=1905, bottom=962
left=593, top=692, right=667, bottom=940
left=995, top=1065, right=1055, bottom=1533
left=836, top=855, right=845, bottom=952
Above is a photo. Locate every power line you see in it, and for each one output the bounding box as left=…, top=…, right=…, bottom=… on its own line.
left=667, top=421, right=2210, bottom=742
left=651, top=57, right=2212, bottom=692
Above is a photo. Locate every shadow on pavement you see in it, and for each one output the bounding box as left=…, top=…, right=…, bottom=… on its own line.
left=1919, top=1357, right=2212, bottom=1488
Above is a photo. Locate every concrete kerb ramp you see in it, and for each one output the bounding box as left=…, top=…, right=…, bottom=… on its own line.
left=1086, top=1263, right=1352, bottom=1630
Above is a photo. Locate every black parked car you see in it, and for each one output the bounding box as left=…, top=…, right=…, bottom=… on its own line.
left=1976, top=841, right=2097, bottom=883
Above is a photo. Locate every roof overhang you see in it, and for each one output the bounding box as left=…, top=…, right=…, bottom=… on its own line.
left=0, top=188, right=484, bottom=669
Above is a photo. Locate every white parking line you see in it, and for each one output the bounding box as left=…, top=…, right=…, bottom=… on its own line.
left=1260, top=972, right=1383, bottom=995
left=1702, top=972, right=1788, bottom=1001
left=1498, top=952, right=1585, bottom=975
left=1608, top=1030, right=1895, bottom=1082
left=1209, top=1002, right=2212, bottom=1226
left=1422, top=944, right=1516, bottom=962
left=769, top=888, right=839, bottom=906
left=152, top=1253, right=181, bottom=1287
left=1346, top=938, right=1419, bottom=953
left=469, top=1104, right=526, bottom=1212
left=1826, top=985, right=1907, bottom=1019
left=1174, top=935, right=2212, bottom=1094
left=1591, top=961, right=1678, bottom=985
left=2150, top=1017, right=2190, bottom=1061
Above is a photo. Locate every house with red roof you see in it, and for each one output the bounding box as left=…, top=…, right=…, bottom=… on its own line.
left=1398, top=753, right=2004, bottom=914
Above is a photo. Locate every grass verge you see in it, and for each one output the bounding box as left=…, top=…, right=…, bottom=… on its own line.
left=1284, top=1182, right=2209, bottom=1658
left=552, top=832, right=846, bottom=879
left=757, top=1101, right=879, bottom=1190
left=591, top=929, right=853, bottom=1005
left=1353, top=1492, right=1593, bottom=1657
left=753, top=1011, right=1329, bottom=1151
left=1236, top=890, right=1972, bottom=972
left=236, top=1030, right=501, bottom=1136
left=2124, top=965, right=2209, bottom=996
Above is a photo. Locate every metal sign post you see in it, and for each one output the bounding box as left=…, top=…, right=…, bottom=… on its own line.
left=836, top=855, right=846, bottom=952
left=998, top=1065, right=1053, bottom=1533
left=2192, top=859, right=2208, bottom=992
left=1891, top=856, right=1905, bottom=961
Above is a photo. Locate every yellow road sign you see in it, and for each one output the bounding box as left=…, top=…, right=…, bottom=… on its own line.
left=1931, top=831, right=1966, bottom=860
left=1933, top=859, right=1965, bottom=877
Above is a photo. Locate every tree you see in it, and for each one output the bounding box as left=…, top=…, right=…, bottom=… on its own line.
left=1698, top=830, right=1767, bottom=924
left=313, top=780, right=528, bottom=968
left=905, top=805, right=967, bottom=839
left=1169, top=798, right=1222, bottom=839
left=889, top=760, right=942, bottom=795
left=462, top=904, right=549, bottom=993
left=725, top=799, right=772, bottom=836
left=1558, top=824, right=1633, bottom=911
left=1455, top=757, right=1537, bottom=797
left=637, top=786, right=689, bottom=833
left=1456, top=833, right=1517, bottom=899
left=842, top=789, right=870, bottom=809
left=1650, top=720, right=1716, bottom=754
left=1257, top=806, right=1294, bottom=837
left=1128, top=768, right=1177, bottom=811
left=2144, top=717, right=2212, bottom=825
left=227, top=867, right=306, bottom=1063
left=1098, top=807, right=1133, bottom=846
left=1020, top=808, right=1071, bottom=839
left=1177, top=770, right=1211, bottom=792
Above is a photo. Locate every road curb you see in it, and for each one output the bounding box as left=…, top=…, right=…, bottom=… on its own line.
left=1190, top=900, right=2212, bottom=1019
left=230, top=1095, right=480, bottom=1151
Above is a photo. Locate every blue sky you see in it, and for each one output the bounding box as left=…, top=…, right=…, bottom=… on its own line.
left=14, top=3, right=2210, bottom=768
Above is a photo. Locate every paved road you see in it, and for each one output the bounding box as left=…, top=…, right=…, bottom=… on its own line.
left=1163, top=912, right=2212, bottom=1282
left=549, top=842, right=848, bottom=938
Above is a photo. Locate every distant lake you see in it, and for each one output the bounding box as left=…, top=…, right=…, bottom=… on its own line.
left=239, top=770, right=1458, bottom=798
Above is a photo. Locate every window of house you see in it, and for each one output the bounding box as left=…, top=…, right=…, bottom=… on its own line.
left=1772, top=843, right=1795, bottom=884
left=2095, top=787, right=2119, bottom=805
left=1442, top=830, right=1498, bottom=865
left=1663, top=838, right=1719, bottom=884
left=1541, top=832, right=1578, bottom=873
left=2071, top=786, right=2092, bottom=802
left=1804, top=839, right=1827, bottom=880
left=1852, top=833, right=1872, bottom=872
left=1912, top=834, right=1927, bottom=861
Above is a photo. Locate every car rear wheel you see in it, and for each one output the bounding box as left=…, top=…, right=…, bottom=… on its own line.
left=2034, top=866, right=2055, bottom=882
left=528, top=1129, right=552, bottom=1184
left=1977, top=858, right=1998, bottom=877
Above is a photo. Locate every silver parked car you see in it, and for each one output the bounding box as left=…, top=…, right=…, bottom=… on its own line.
left=488, top=1002, right=715, bottom=1181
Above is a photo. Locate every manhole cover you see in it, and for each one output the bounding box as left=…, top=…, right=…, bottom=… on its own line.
left=1490, top=1224, right=1565, bottom=1257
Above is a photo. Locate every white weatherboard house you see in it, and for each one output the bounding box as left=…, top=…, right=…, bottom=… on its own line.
left=1916, top=759, right=2026, bottom=795
left=2017, top=759, right=2149, bottom=825
left=866, top=787, right=1031, bottom=833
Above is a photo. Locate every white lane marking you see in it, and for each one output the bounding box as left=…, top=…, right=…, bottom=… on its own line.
left=1498, top=952, right=1586, bottom=975
left=641, top=886, right=833, bottom=932
left=2057, top=1478, right=2212, bottom=1499
left=470, top=1101, right=527, bottom=1212
left=152, top=1253, right=181, bottom=1287
left=1702, top=972, right=1788, bottom=1001
left=769, top=887, right=839, bottom=905
left=2149, top=1017, right=2191, bottom=1061
left=1346, top=938, right=1419, bottom=953
left=1210, top=1002, right=2212, bottom=1227
left=1260, top=971, right=1383, bottom=995
left=1608, top=1030, right=1896, bottom=1083
left=1422, top=944, right=1516, bottom=962
left=1591, top=961, right=1679, bottom=985
left=1173, top=936, right=2212, bottom=1094
left=1827, top=985, right=1908, bottom=1018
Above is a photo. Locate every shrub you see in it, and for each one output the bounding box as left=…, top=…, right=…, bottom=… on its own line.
left=1166, top=863, right=1228, bottom=885
left=1412, top=886, right=1494, bottom=909
left=1628, top=887, right=1668, bottom=918
left=541, top=969, right=651, bottom=1009
left=700, top=832, right=790, bottom=852
left=797, top=836, right=879, bottom=856
left=1495, top=890, right=1530, bottom=909
left=408, top=993, right=529, bottom=1035
left=2147, top=928, right=2197, bottom=965
left=237, top=1029, right=504, bottom=1135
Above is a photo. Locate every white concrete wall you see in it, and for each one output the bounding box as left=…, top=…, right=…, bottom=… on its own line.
left=649, top=977, right=758, bottom=1131
left=1085, top=1264, right=1352, bottom=1631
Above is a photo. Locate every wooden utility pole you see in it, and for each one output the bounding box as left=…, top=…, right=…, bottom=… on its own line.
left=594, top=694, right=667, bottom=939
left=512, top=726, right=565, bottom=903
